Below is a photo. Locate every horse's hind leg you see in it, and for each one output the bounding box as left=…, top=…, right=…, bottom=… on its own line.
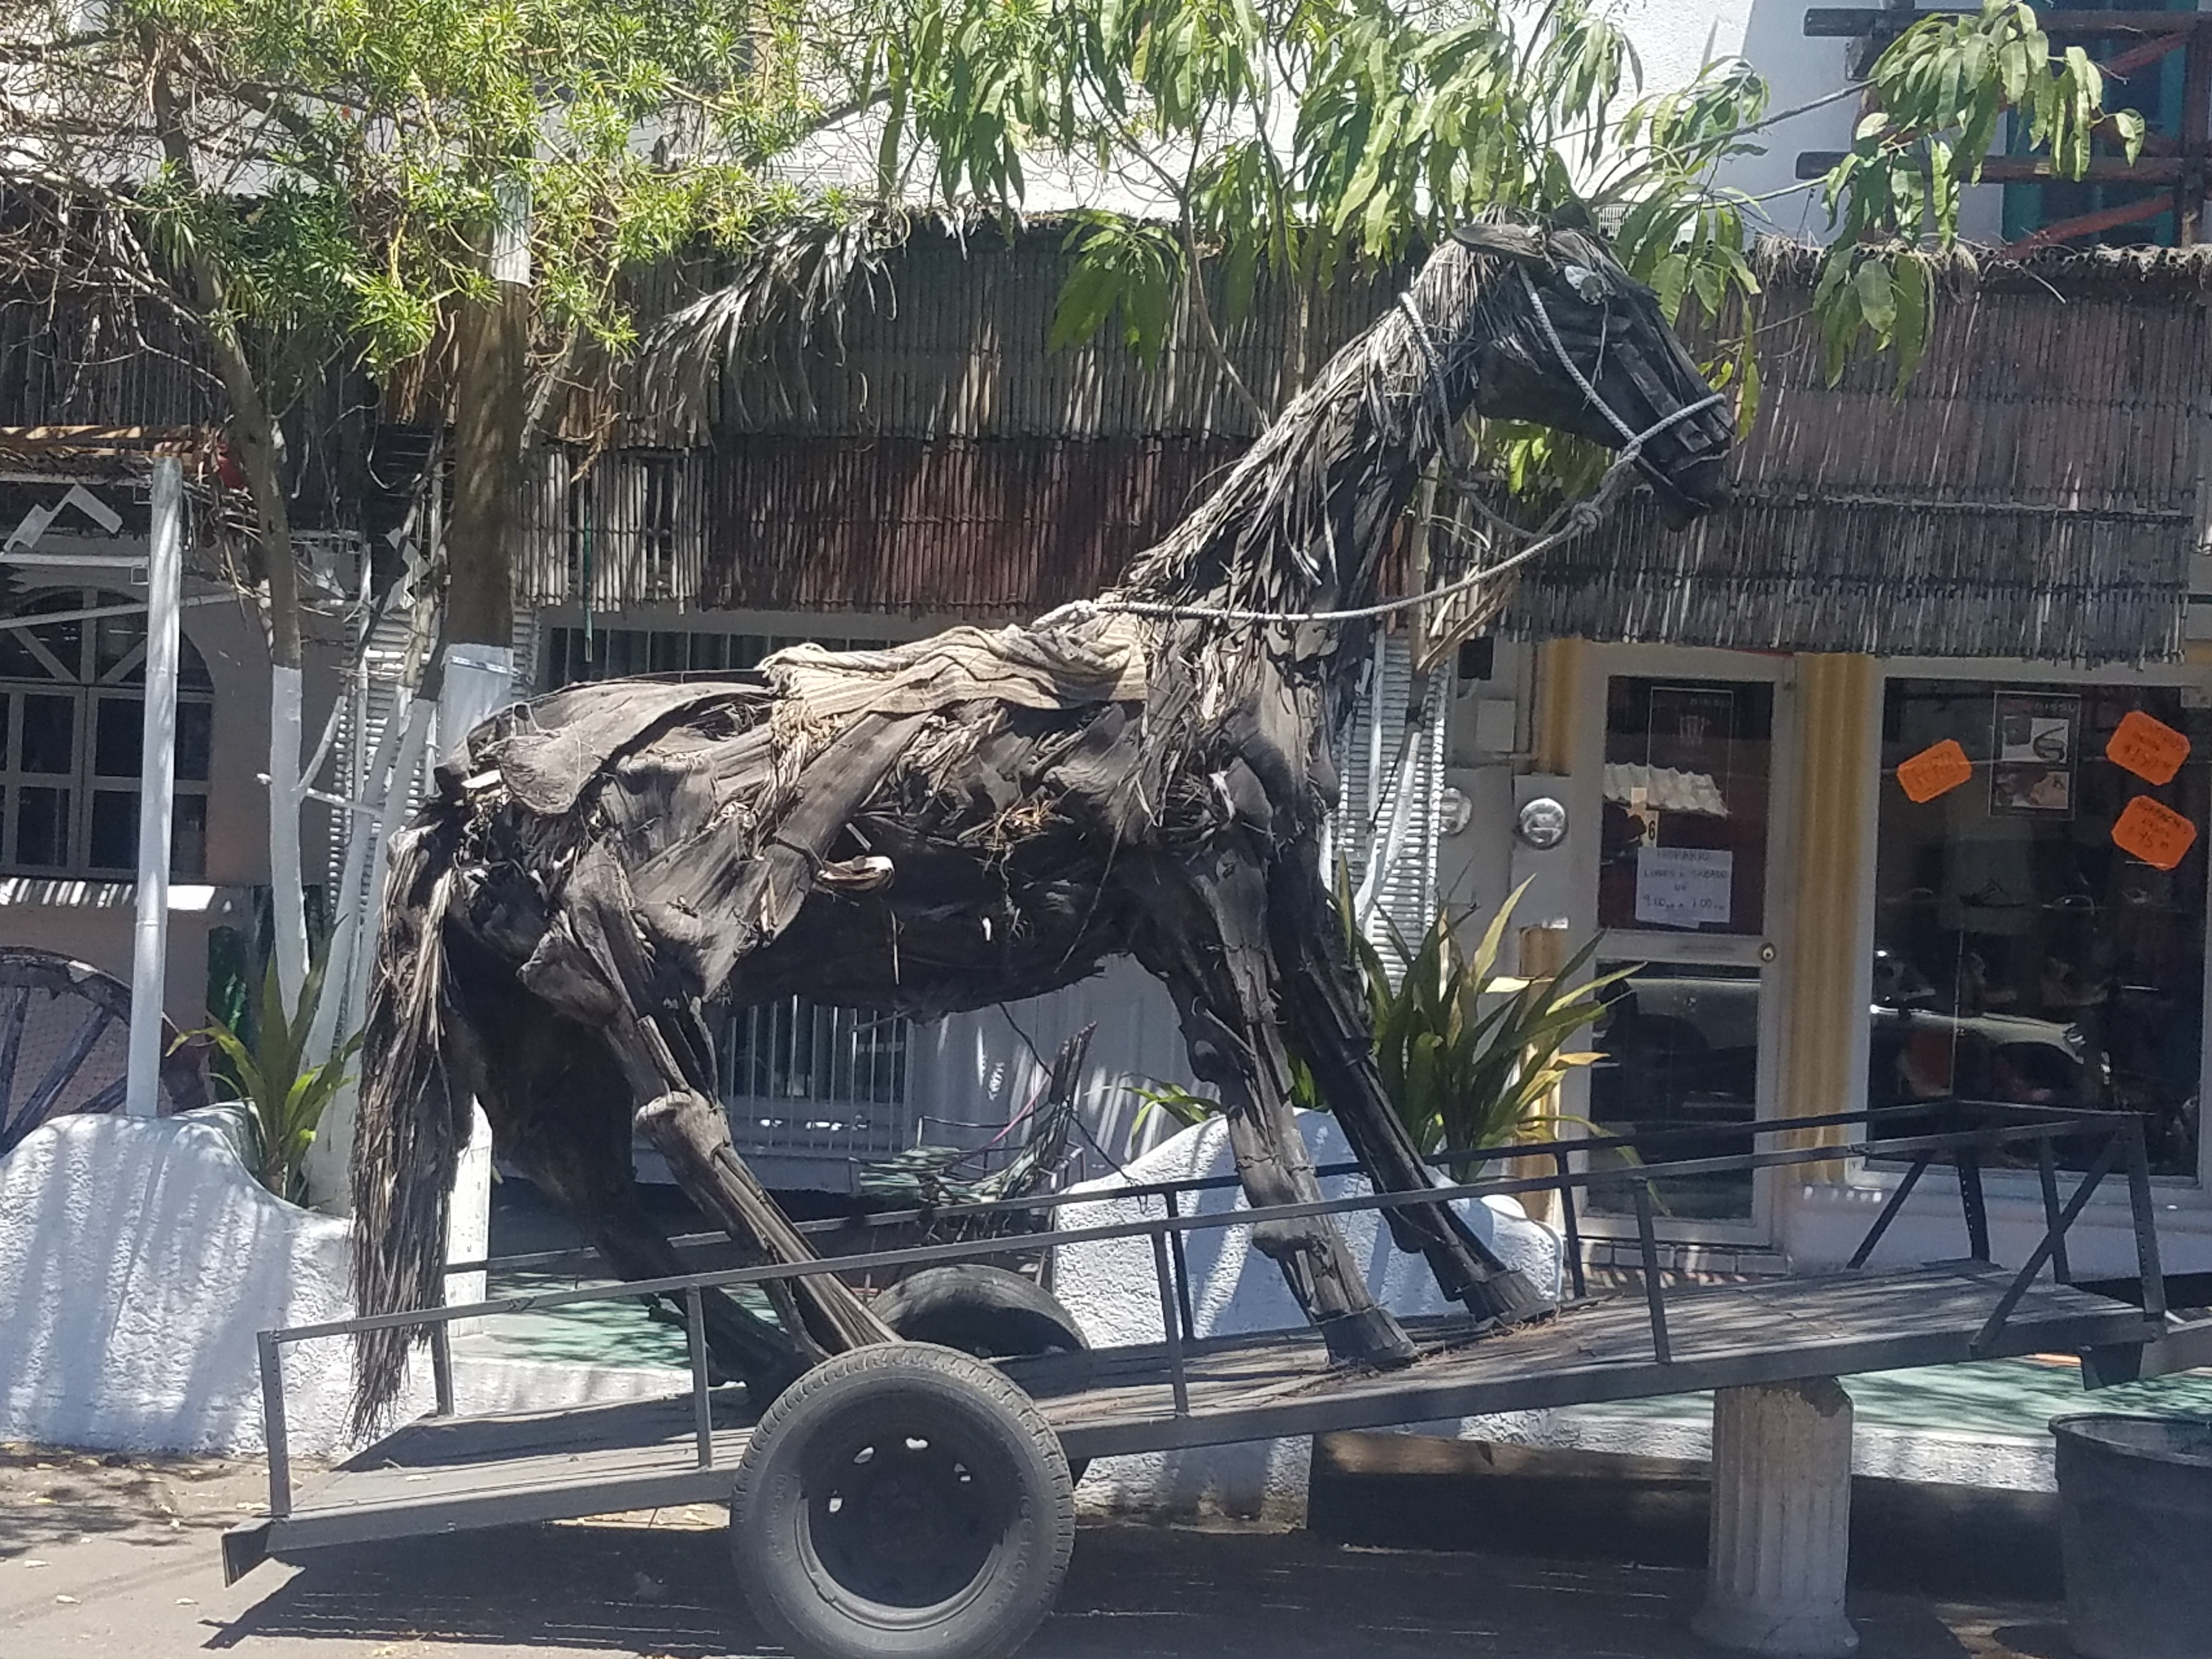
left=1271, top=859, right=1550, bottom=1325
left=1129, top=849, right=1416, bottom=1368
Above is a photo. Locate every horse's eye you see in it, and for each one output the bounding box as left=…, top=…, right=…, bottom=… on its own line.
left=1561, top=264, right=1606, bottom=302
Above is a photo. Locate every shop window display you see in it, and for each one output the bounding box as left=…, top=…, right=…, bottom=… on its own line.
left=1870, top=679, right=2210, bottom=1176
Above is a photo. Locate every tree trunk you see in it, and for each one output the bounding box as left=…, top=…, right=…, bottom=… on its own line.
left=445, top=278, right=528, bottom=651
left=151, top=53, right=312, bottom=1005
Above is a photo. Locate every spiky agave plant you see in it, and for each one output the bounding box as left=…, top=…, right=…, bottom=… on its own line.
left=1133, top=882, right=1624, bottom=1175
left=178, top=951, right=363, bottom=1205
left=1352, top=882, right=1627, bottom=1178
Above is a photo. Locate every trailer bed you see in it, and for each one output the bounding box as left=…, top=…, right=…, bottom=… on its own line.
left=237, top=1261, right=2148, bottom=1567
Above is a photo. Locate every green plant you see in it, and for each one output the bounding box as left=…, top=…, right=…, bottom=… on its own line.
left=177, top=952, right=363, bottom=1205
left=1351, top=884, right=1627, bottom=1177
left=1130, top=882, right=1626, bottom=1175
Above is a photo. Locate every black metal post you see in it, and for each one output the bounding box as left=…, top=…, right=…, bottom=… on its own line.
left=1551, top=1146, right=1587, bottom=1300
left=1848, top=1153, right=1931, bottom=1270
left=429, top=1323, right=455, bottom=1418
left=257, top=1331, right=292, bottom=1519
left=685, top=1287, right=714, bottom=1469
left=1957, top=1150, right=1991, bottom=1261
left=2123, top=1119, right=2170, bottom=1323
left=1152, top=1229, right=1189, bottom=1417
left=1162, top=1188, right=1197, bottom=1343
left=1632, top=1181, right=1671, bottom=1365
left=2036, top=1139, right=2072, bottom=1285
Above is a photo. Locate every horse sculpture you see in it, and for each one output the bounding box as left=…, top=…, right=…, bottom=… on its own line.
left=350, top=217, right=1733, bottom=1429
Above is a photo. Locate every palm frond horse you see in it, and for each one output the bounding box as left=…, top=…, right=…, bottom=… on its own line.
left=350, top=219, right=1732, bottom=1428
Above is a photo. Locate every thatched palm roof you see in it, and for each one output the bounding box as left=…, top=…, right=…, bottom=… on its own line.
left=1501, top=241, right=2212, bottom=664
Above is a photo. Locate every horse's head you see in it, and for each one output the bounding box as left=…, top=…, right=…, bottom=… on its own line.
left=1445, top=218, right=1733, bottom=528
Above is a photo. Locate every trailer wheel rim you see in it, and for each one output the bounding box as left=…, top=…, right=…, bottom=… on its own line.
left=794, top=1396, right=1015, bottom=1623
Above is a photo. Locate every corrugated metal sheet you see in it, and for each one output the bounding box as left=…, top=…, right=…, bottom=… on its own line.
left=1505, top=251, right=2211, bottom=662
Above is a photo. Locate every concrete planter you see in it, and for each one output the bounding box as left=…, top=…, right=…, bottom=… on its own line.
left=2052, top=1413, right=2212, bottom=1659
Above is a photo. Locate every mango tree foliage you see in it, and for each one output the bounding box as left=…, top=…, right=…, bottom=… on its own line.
left=848, top=0, right=2139, bottom=489
left=1817, top=1, right=2141, bottom=384
left=0, top=0, right=846, bottom=1016
left=0, top=0, right=837, bottom=388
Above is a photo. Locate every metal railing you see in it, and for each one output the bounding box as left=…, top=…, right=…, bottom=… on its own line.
left=255, top=1100, right=2165, bottom=1521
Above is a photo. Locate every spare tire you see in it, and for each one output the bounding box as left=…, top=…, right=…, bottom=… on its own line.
left=873, top=1266, right=1092, bottom=1485
left=871, top=1265, right=1090, bottom=1360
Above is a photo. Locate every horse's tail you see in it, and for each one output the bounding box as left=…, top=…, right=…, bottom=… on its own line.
left=348, top=798, right=471, bottom=1436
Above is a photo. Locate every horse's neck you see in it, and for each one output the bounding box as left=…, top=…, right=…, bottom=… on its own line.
left=1118, top=249, right=1489, bottom=619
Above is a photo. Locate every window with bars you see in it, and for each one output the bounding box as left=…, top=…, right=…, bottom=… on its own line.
left=719, top=996, right=913, bottom=1158
left=0, top=590, right=213, bottom=880
left=543, top=620, right=917, bottom=1156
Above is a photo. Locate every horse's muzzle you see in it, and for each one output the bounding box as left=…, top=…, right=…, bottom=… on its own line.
left=1655, top=454, right=1731, bottom=530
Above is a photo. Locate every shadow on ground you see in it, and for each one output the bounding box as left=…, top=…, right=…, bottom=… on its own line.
left=205, top=1520, right=2061, bottom=1658
left=0, top=1446, right=257, bottom=1558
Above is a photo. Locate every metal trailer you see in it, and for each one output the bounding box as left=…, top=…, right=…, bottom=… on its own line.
left=224, top=1103, right=2212, bottom=1659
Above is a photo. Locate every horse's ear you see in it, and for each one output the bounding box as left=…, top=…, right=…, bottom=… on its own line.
left=1545, top=198, right=1603, bottom=238
left=1451, top=221, right=1547, bottom=261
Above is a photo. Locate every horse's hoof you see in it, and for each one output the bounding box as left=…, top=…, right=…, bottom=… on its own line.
left=1317, top=1306, right=1418, bottom=1369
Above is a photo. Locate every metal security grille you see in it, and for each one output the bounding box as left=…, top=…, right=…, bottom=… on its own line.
left=0, top=588, right=215, bottom=880
left=718, top=995, right=912, bottom=1157
left=1330, top=637, right=1444, bottom=980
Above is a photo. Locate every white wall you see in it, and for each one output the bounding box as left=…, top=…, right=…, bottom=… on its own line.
left=0, top=1109, right=681, bottom=1458
left=0, top=1109, right=359, bottom=1455
left=1613, top=0, right=2005, bottom=244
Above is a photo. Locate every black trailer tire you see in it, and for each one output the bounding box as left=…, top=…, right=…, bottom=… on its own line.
left=729, top=1342, right=1076, bottom=1659
left=872, top=1266, right=1090, bottom=1360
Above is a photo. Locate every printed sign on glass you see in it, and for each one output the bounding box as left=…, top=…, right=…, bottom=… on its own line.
left=1633, top=845, right=1735, bottom=929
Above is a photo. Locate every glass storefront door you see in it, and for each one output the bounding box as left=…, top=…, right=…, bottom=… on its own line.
left=1586, top=676, right=1779, bottom=1229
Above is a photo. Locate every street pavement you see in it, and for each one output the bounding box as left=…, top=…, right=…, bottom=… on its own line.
left=2, top=1446, right=2078, bottom=1658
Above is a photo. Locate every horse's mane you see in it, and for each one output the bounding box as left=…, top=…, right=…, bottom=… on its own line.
left=1118, top=240, right=1504, bottom=616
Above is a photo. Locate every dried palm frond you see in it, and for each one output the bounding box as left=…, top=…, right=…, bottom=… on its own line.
left=633, top=208, right=922, bottom=439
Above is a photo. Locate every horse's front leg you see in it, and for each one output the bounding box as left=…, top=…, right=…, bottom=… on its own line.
left=603, top=1006, right=898, bottom=1365
left=1128, top=848, right=1416, bottom=1369
left=1269, top=855, right=1551, bottom=1325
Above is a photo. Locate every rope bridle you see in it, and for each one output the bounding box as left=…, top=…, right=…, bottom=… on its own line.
left=1039, top=269, right=1724, bottom=633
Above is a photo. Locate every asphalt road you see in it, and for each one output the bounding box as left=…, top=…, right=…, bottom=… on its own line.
left=1, top=1447, right=2078, bottom=1659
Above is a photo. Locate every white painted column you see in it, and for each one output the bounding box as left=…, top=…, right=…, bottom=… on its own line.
left=126, top=456, right=183, bottom=1117
left=1694, top=1378, right=1859, bottom=1659
left=437, top=642, right=518, bottom=1313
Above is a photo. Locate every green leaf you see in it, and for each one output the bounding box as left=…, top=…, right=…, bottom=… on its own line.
left=1854, top=256, right=1897, bottom=341
left=1891, top=252, right=1931, bottom=391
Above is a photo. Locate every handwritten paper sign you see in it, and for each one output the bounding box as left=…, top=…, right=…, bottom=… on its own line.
left=2108, top=710, right=2192, bottom=787
left=1634, top=846, right=1734, bottom=929
left=1897, top=738, right=1973, bottom=804
left=2113, top=795, right=2198, bottom=871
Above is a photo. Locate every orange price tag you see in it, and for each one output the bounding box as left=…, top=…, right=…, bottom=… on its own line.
left=2107, top=710, right=2191, bottom=786
left=1896, top=738, right=1973, bottom=804
left=2113, top=795, right=2199, bottom=871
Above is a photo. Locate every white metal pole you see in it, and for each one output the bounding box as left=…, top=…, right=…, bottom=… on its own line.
left=127, top=455, right=183, bottom=1117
